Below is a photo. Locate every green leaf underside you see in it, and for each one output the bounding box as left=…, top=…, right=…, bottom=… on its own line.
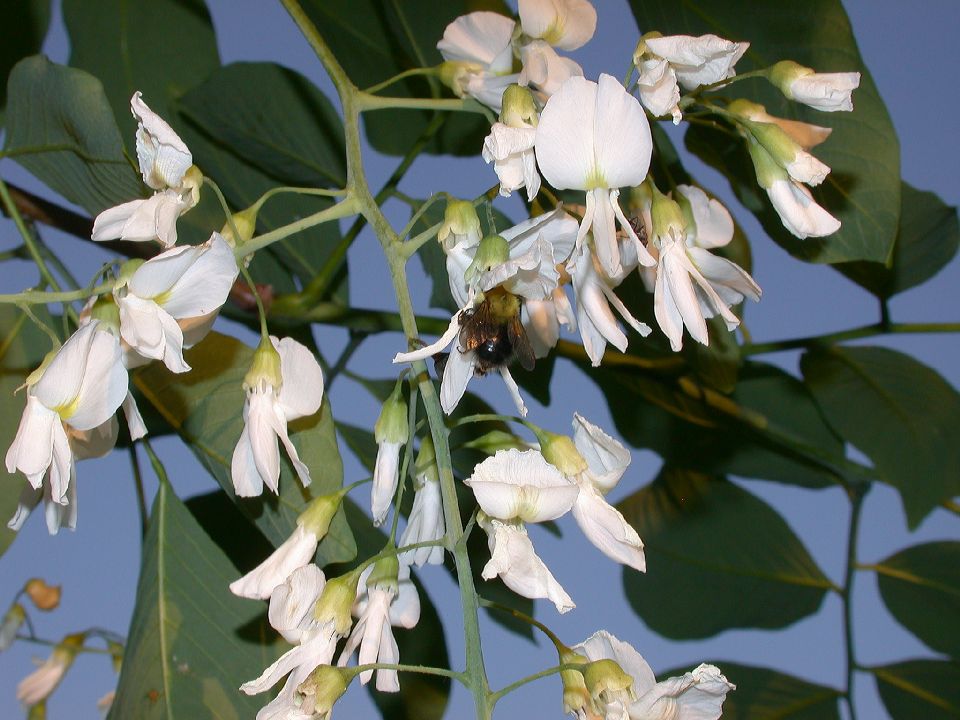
left=3, top=55, right=143, bottom=214
left=0, top=306, right=55, bottom=557
left=620, top=467, right=832, bottom=638
left=134, top=332, right=356, bottom=565
left=108, top=481, right=280, bottom=720
left=632, top=0, right=900, bottom=264
left=872, top=660, right=960, bottom=719
left=874, top=541, right=960, bottom=659
left=660, top=662, right=841, bottom=719
left=0, top=0, right=50, bottom=123
left=801, top=345, right=960, bottom=528
left=63, top=0, right=220, bottom=152
left=303, top=0, right=508, bottom=156
left=837, top=182, right=960, bottom=298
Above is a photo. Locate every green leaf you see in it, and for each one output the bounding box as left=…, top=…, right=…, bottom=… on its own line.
left=633, top=0, right=901, bottom=264
left=302, top=0, right=507, bottom=156
left=63, top=0, right=220, bottom=148
left=872, top=660, right=960, bottom=719
left=620, top=467, right=832, bottom=638
left=108, top=480, right=279, bottom=720
left=176, top=62, right=347, bottom=188
left=801, top=346, right=960, bottom=527
left=837, top=183, right=960, bottom=298
left=134, top=332, right=356, bottom=565
left=875, top=541, right=960, bottom=659
left=3, top=55, right=143, bottom=214
left=661, top=662, right=841, bottom=719
left=185, top=489, right=276, bottom=575
left=0, top=307, right=54, bottom=557
left=0, top=0, right=50, bottom=123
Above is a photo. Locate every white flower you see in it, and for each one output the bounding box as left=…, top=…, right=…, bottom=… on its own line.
left=483, top=122, right=541, bottom=201
left=771, top=61, right=860, bottom=112
left=522, top=286, right=576, bottom=359
left=91, top=92, right=199, bottom=248
left=465, top=448, right=579, bottom=523
left=338, top=560, right=420, bottom=692
left=115, top=233, right=238, bottom=372
left=230, top=525, right=320, bottom=601
left=727, top=99, right=832, bottom=150
left=6, top=322, right=127, bottom=510
left=478, top=512, right=575, bottom=613
left=268, top=565, right=327, bottom=644
left=535, top=74, right=655, bottom=278
left=372, top=391, right=408, bottom=526
left=17, top=634, right=83, bottom=707
left=399, top=464, right=445, bottom=567
left=635, top=56, right=682, bottom=123
left=518, top=0, right=597, bottom=51
left=438, top=12, right=520, bottom=111
left=643, top=34, right=748, bottom=90
left=231, top=336, right=324, bottom=497
left=518, top=40, right=584, bottom=99
left=574, top=630, right=735, bottom=720
left=766, top=177, right=841, bottom=239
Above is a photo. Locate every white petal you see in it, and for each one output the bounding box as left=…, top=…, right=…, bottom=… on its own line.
left=687, top=247, right=761, bottom=304
left=68, top=416, right=118, bottom=460
left=16, top=651, right=70, bottom=706
left=465, top=449, right=578, bottom=523
left=498, top=367, right=528, bottom=418
left=590, top=188, right=621, bottom=277
left=572, top=413, right=630, bottom=491
left=393, top=312, right=461, bottom=363
left=766, top=179, right=841, bottom=239
left=399, top=478, right=446, bottom=567
left=592, top=74, right=653, bottom=189
left=241, top=625, right=338, bottom=696
left=535, top=75, right=599, bottom=189
left=518, top=40, right=584, bottom=97
left=273, top=337, right=324, bottom=421
left=268, top=564, right=326, bottom=644
left=8, top=484, right=42, bottom=531
left=786, top=149, right=831, bottom=187
left=646, top=34, right=748, bottom=89
left=132, top=91, right=192, bottom=190
left=654, top=248, right=687, bottom=352
left=573, top=629, right=657, bottom=697
left=440, top=346, right=476, bottom=415
left=372, top=441, right=402, bottom=526
left=162, top=234, right=238, bottom=319
left=479, top=516, right=574, bottom=613
left=518, top=0, right=597, bottom=51
left=522, top=298, right=560, bottom=359
left=231, top=422, right=264, bottom=497
left=91, top=192, right=185, bottom=247
left=790, top=72, right=860, bottom=112
left=128, top=243, right=203, bottom=298
left=64, top=329, right=127, bottom=431
left=122, top=392, right=148, bottom=441
left=437, top=12, right=516, bottom=70
left=572, top=484, right=646, bottom=572
left=6, top=394, right=56, bottom=483
left=33, top=322, right=99, bottom=409
left=676, top=185, right=734, bottom=250
left=637, top=57, right=681, bottom=120
left=230, top=524, right=319, bottom=600
left=631, top=663, right=735, bottom=720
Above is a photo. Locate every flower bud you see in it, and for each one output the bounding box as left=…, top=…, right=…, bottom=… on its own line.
left=87, top=295, right=121, bottom=335
left=314, top=568, right=362, bottom=637
left=297, top=488, right=347, bottom=540
left=182, top=165, right=203, bottom=206
left=500, top=84, right=538, bottom=127
left=220, top=204, right=258, bottom=249
left=535, top=428, right=588, bottom=477
left=744, top=135, right=789, bottom=189
left=0, top=603, right=26, bottom=652
left=242, top=336, right=282, bottom=392
left=465, top=234, right=510, bottom=286
left=374, top=386, right=408, bottom=445
left=25, top=579, right=61, bottom=611
left=649, top=185, right=686, bottom=245
left=116, top=258, right=146, bottom=288
left=768, top=60, right=860, bottom=112
left=414, top=435, right=439, bottom=484
left=583, top=658, right=635, bottom=705
left=439, top=60, right=480, bottom=99
left=438, top=199, right=482, bottom=250
left=296, top=664, right=351, bottom=718
left=739, top=118, right=829, bottom=186
left=558, top=647, right=595, bottom=718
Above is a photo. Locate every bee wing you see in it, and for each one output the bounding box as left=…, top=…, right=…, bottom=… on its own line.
left=507, top=316, right=536, bottom=372
left=459, top=302, right=497, bottom=352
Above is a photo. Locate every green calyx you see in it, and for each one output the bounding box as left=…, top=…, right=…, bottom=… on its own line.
left=243, top=336, right=282, bottom=392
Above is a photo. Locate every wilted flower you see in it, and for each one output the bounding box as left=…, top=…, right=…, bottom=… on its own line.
left=231, top=336, right=324, bottom=498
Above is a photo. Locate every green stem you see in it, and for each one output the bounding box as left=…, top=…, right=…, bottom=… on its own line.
left=0, top=281, right=115, bottom=305
left=356, top=91, right=491, bottom=118
left=238, top=263, right=270, bottom=339
left=842, top=483, right=869, bottom=720
left=364, top=66, right=441, bottom=95
left=490, top=664, right=580, bottom=705
left=353, top=661, right=464, bottom=682
left=741, top=322, right=960, bottom=356
left=279, top=2, right=492, bottom=715
left=238, top=195, right=360, bottom=257
left=128, top=444, right=148, bottom=540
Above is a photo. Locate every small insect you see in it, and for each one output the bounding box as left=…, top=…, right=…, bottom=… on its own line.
left=438, top=287, right=535, bottom=377
left=627, top=214, right=649, bottom=246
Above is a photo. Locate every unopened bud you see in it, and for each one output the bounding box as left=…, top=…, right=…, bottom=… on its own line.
left=438, top=199, right=482, bottom=250
left=297, top=664, right=351, bottom=717
left=314, top=568, right=362, bottom=637
left=559, top=648, right=594, bottom=718
left=243, top=337, right=282, bottom=392
left=182, top=165, right=203, bottom=207
left=536, top=430, right=587, bottom=477
left=374, top=386, right=408, bottom=445
left=768, top=60, right=811, bottom=98
left=87, top=296, right=121, bottom=335
left=462, top=429, right=530, bottom=454
left=649, top=185, right=686, bottom=243
left=25, top=579, right=61, bottom=611
left=465, top=234, right=509, bottom=286
left=220, top=204, right=258, bottom=249
left=583, top=658, right=634, bottom=705
left=500, top=85, right=538, bottom=127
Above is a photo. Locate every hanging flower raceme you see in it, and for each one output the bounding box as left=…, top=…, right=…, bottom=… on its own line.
left=16, top=633, right=85, bottom=708
left=231, top=336, right=325, bottom=498
left=769, top=60, right=861, bottom=112
left=482, top=84, right=542, bottom=202
left=338, top=557, right=421, bottom=692
left=646, top=183, right=760, bottom=351
left=466, top=449, right=580, bottom=612
left=438, top=12, right=519, bottom=111
left=5, top=321, right=127, bottom=533
left=371, top=383, right=408, bottom=526
left=242, top=566, right=361, bottom=719
left=395, top=212, right=575, bottom=417
left=535, top=73, right=656, bottom=279
left=633, top=33, right=748, bottom=123
left=230, top=490, right=344, bottom=600
left=114, top=232, right=238, bottom=373
left=92, top=92, right=201, bottom=248
left=571, top=630, right=735, bottom=720
left=398, top=436, right=446, bottom=567
left=537, top=414, right=646, bottom=572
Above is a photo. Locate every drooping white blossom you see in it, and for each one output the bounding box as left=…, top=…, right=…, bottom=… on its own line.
left=17, top=634, right=84, bottom=708
left=91, top=92, right=200, bottom=248
left=438, top=12, right=520, bottom=111
left=399, top=439, right=445, bottom=567
left=535, top=74, right=655, bottom=278
left=371, top=386, right=408, bottom=526
left=338, top=559, right=421, bottom=692
left=573, top=630, right=735, bottom=720
left=230, top=525, right=320, bottom=601
left=268, top=565, right=327, bottom=644
left=115, top=232, right=238, bottom=373
left=483, top=85, right=544, bottom=202
left=770, top=60, right=860, bottom=112
left=518, top=0, right=597, bottom=51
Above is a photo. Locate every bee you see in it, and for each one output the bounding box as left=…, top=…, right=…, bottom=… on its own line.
left=627, top=214, right=649, bottom=246
left=435, top=287, right=535, bottom=377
